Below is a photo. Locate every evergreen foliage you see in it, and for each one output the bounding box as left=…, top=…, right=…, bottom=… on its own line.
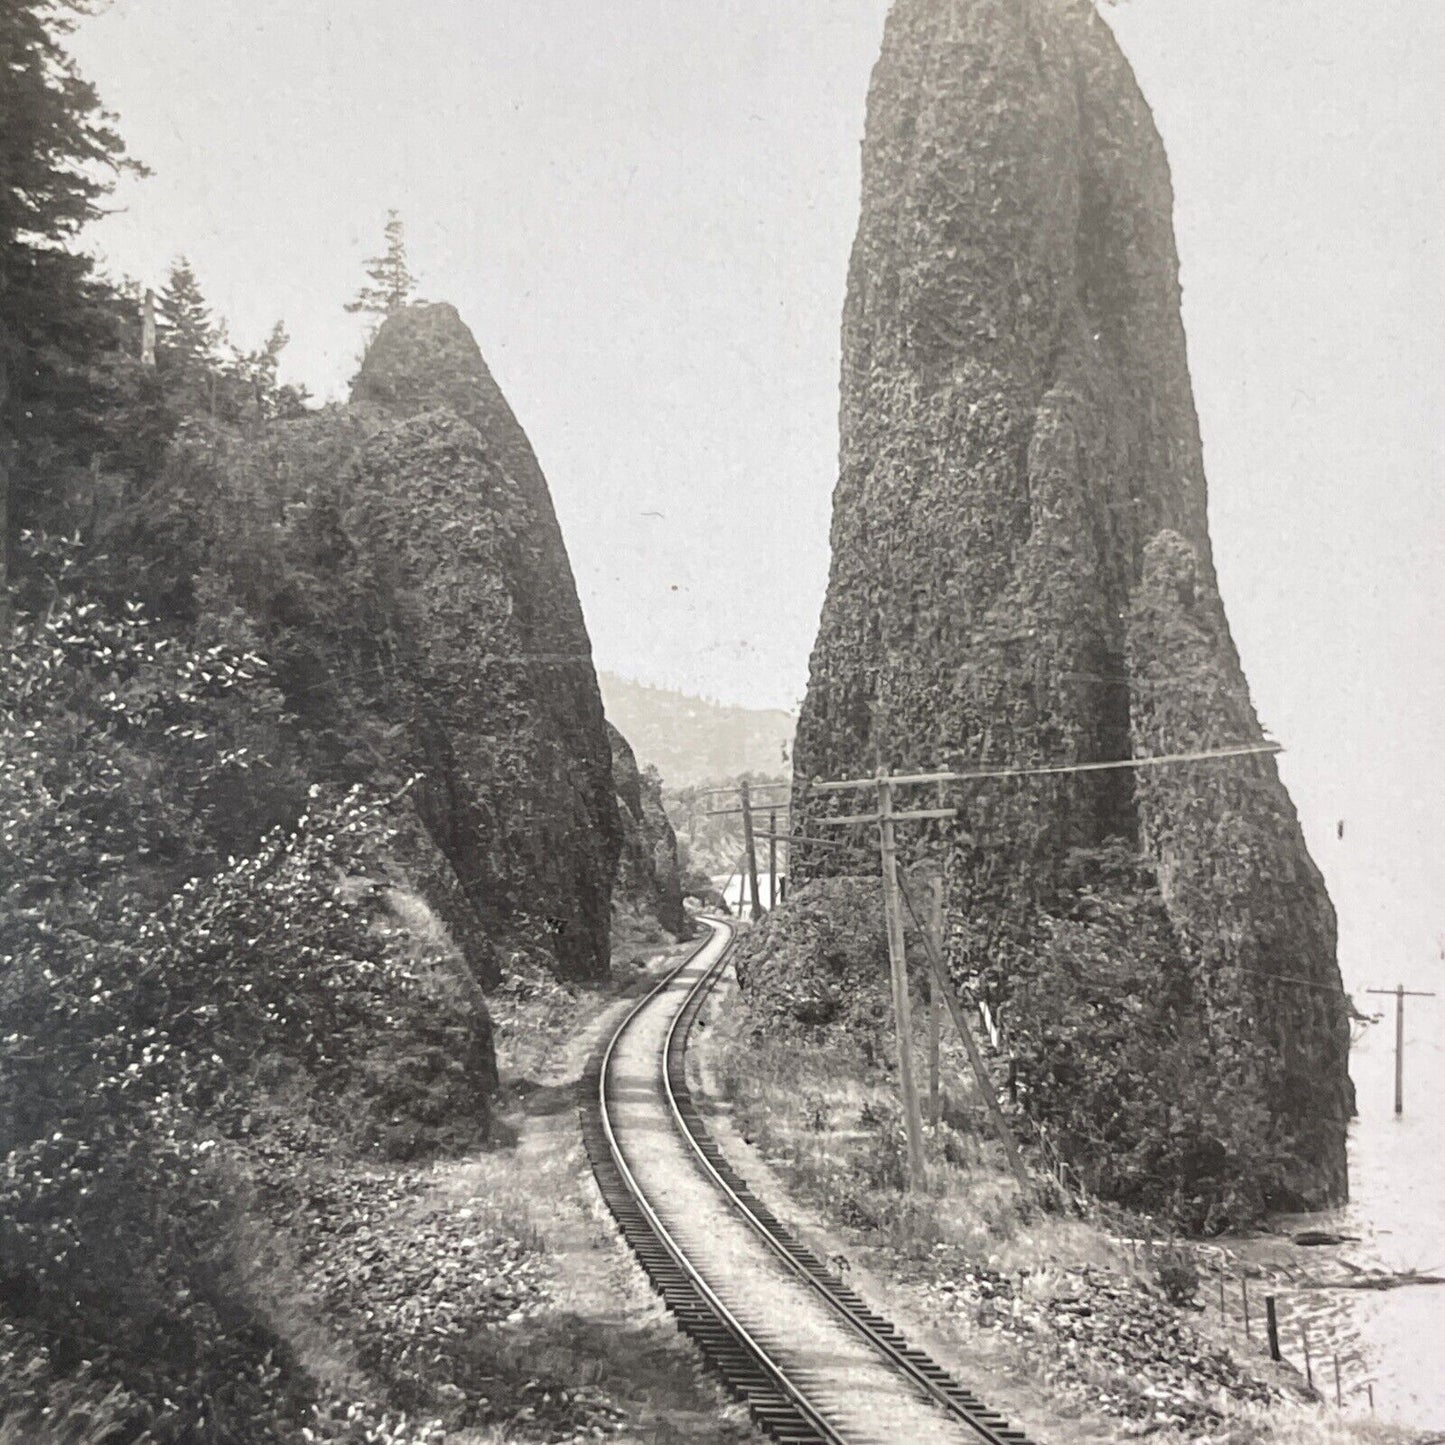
left=345, top=210, right=417, bottom=318
left=157, top=257, right=216, bottom=365
left=151, top=260, right=308, bottom=425
left=0, top=2, right=129, bottom=247
left=0, top=543, right=496, bottom=1437
left=155, top=256, right=218, bottom=410
left=0, top=0, right=139, bottom=567
left=0, top=15, right=497, bottom=1438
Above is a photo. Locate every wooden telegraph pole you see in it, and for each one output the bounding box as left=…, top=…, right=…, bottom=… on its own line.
left=738, top=779, right=762, bottom=921
left=897, top=870, right=1031, bottom=1190
left=704, top=782, right=788, bottom=921
left=768, top=808, right=779, bottom=909
left=877, top=774, right=929, bottom=1189
left=1365, top=983, right=1436, bottom=1115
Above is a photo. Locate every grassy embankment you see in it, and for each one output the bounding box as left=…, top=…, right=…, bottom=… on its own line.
left=232, top=907, right=760, bottom=1445
left=697, top=962, right=1419, bottom=1445
left=1, top=900, right=758, bottom=1445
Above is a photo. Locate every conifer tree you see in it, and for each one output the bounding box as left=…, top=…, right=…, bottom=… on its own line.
left=346, top=210, right=417, bottom=317
left=229, top=320, right=309, bottom=421
left=1, top=0, right=137, bottom=588
left=155, top=257, right=220, bottom=415
left=158, top=258, right=216, bottom=370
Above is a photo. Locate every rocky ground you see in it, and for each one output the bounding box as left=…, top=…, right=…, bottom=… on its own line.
left=226, top=918, right=762, bottom=1445
left=695, top=957, right=1421, bottom=1445
left=904, top=1250, right=1278, bottom=1435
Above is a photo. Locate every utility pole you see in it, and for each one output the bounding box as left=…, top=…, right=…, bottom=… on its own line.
left=877, top=774, right=928, bottom=1189
left=738, top=779, right=763, bottom=922
left=1365, top=984, right=1435, bottom=1115
left=926, top=872, right=944, bottom=1129
left=704, top=782, right=789, bottom=920
left=897, top=870, right=1031, bottom=1191
left=768, top=808, right=778, bottom=909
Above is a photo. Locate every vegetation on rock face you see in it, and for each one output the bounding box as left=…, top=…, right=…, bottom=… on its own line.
left=1126, top=533, right=1353, bottom=1210
left=608, top=722, right=691, bottom=938
left=351, top=303, right=623, bottom=980
left=0, top=558, right=496, bottom=1437
left=790, top=0, right=1350, bottom=1227
left=732, top=877, right=908, bottom=1042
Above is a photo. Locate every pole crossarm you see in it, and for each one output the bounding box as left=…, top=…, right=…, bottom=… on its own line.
left=807, top=740, right=1283, bottom=795
left=816, top=807, right=958, bottom=827
left=1365, top=984, right=1435, bottom=1116
left=755, top=831, right=859, bottom=851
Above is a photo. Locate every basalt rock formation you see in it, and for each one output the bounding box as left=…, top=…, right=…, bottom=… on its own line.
left=607, top=722, right=690, bottom=938
left=183, top=303, right=621, bottom=985
left=791, top=0, right=1350, bottom=1221
left=345, top=304, right=621, bottom=981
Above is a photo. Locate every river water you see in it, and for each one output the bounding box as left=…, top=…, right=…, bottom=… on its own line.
left=1232, top=963, right=1445, bottom=1431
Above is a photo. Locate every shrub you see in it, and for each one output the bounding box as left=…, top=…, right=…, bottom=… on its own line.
left=0, top=566, right=494, bottom=1437
left=1154, top=1246, right=1202, bottom=1308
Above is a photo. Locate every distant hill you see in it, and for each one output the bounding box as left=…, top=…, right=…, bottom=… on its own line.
left=598, top=673, right=796, bottom=787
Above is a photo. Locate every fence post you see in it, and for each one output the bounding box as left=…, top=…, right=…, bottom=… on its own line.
left=1241, top=1276, right=1251, bottom=1339
left=1302, top=1326, right=1314, bottom=1391
left=927, top=873, right=943, bottom=1128
left=1265, top=1296, right=1281, bottom=1361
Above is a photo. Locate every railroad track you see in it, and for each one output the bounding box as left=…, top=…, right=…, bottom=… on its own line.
left=580, top=917, right=1039, bottom=1444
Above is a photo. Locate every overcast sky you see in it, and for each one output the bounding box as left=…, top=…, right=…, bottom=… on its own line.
left=69, top=1, right=1445, bottom=986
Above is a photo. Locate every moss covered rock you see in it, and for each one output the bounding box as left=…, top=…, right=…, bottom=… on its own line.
left=792, top=0, right=1350, bottom=1222
left=345, top=304, right=621, bottom=981
left=607, top=722, right=690, bottom=938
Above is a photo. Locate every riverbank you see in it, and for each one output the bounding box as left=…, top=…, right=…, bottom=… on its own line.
left=1220, top=993, right=1445, bottom=1438
left=693, top=958, right=1425, bottom=1445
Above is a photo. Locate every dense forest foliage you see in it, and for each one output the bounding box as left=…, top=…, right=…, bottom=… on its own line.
left=0, top=7, right=641, bottom=1439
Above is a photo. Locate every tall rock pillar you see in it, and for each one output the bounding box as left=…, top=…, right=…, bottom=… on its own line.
left=793, top=0, right=1350, bottom=1216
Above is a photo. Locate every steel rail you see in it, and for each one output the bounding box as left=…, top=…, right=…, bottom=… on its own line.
left=588, top=930, right=848, bottom=1443
left=663, top=921, right=1034, bottom=1445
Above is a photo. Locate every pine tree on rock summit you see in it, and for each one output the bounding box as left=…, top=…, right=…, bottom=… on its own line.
left=346, top=209, right=418, bottom=318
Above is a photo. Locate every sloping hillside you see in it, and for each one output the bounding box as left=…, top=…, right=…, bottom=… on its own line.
left=598, top=673, right=794, bottom=787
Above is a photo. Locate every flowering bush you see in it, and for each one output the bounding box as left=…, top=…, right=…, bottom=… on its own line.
left=0, top=563, right=493, bottom=1439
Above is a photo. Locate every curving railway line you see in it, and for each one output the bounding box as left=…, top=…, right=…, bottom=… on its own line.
left=580, top=917, right=1039, bottom=1444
